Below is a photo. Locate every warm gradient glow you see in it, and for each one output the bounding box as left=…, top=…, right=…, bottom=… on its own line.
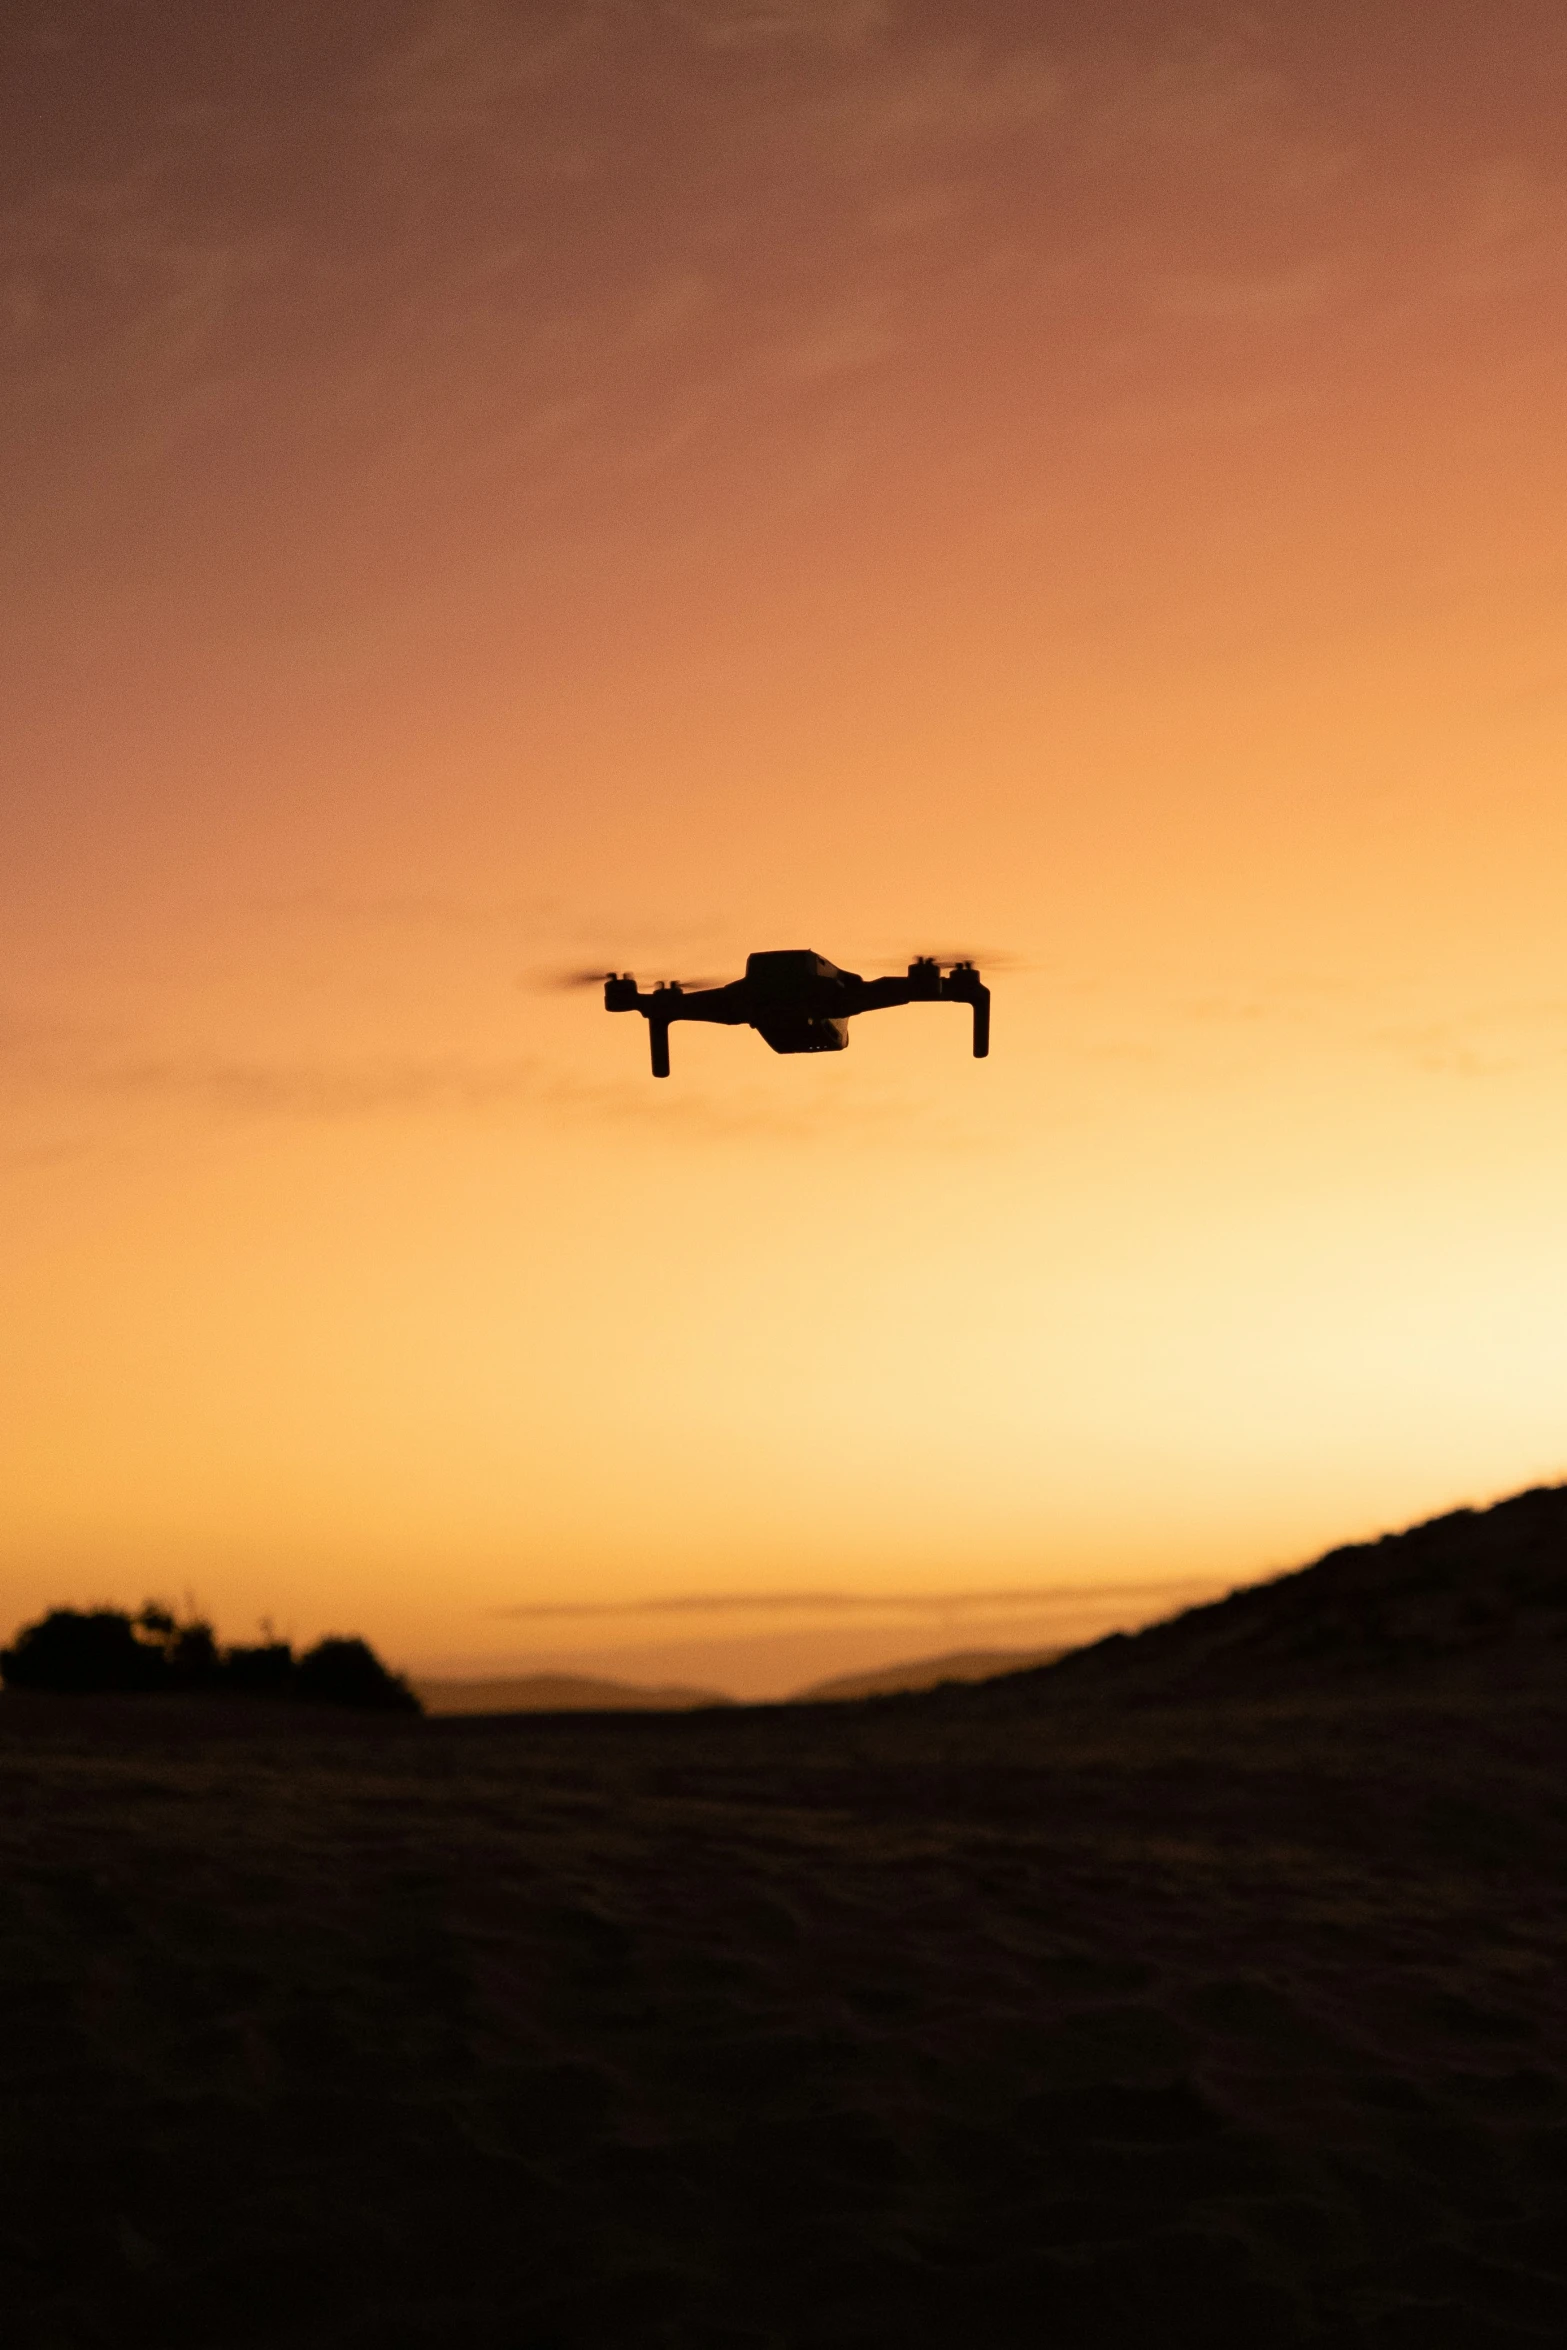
left=5, top=3, right=1567, bottom=1690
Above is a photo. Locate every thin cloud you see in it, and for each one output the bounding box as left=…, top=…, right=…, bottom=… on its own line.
left=241, top=889, right=561, bottom=930
left=568, top=1075, right=995, bottom=1147
left=773, top=292, right=899, bottom=380
left=1154, top=259, right=1342, bottom=322
left=1, top=164, right=277, bottom=430
left=2, top=1018, right=995, bottom=1148
left=356, top=0, right=609, bottom=146
left=497, top=1578, right=1220, bottom=1619
left=0, top=1138, right=97, bottom=1170
left=235, top=892, right=737, bottom=973
left=1093, top=383, right=1321, bottom=448
left=1081, top=45, right=1288, bottom=164
left=1445, top=158, right=1567, bottom=298
left=801, top=39, right=1062, bottom=166
left=672, top=0, right=895, bottom=55
left=101, top=1054, right=549, bottom=1118
left=0, top=1014, right=548, bottom=1120
left=1370, top=997, right=1567, bottom=1078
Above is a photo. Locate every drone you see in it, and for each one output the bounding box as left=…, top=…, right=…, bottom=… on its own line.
left=600, top=951, right=990, bottom=1078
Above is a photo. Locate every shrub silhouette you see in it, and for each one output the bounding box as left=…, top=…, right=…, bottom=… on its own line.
left=169, top=1621, right=223, bottom=1687
left=130, top=1604, right=225, bottom=1690
left=1, top=1606, right=421, bottom=1712
left=294, top=1637, right=420, bottom=1713
left=222, top=1641, right=297, bottom=1696
left=0, top=1609, right=166, bottom=1694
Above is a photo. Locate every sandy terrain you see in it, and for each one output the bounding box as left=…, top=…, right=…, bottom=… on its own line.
left=413, top=1674, right=732, bottom=1715
left=4, top=1490, right=1565, bottom=2346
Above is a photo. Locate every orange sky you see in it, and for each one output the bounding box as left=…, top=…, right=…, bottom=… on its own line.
left=5, top=2, right=1567, bottom=1694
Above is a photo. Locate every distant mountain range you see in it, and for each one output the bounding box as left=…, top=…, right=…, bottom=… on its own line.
left=414, top=1645, right=1068, bottom=1715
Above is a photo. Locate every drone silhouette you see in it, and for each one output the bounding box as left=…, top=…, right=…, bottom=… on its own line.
left=600, top=951, right=990, bottom=1078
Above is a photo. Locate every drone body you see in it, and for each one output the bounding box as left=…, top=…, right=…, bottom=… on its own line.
left=604, top=951, right=990, bottom=1078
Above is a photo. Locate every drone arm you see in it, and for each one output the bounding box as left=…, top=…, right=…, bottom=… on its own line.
left=851, top=962, right=989, bottom=1054
left=660, top=986, right=750, bottom=1027
left=604, top=978, right=750, bottom=1076
left=940, top=965, right=990, bottom=1057
left=852, top=959, right=945, bottom=1016
left=849, top=976, right=916, bottom=1014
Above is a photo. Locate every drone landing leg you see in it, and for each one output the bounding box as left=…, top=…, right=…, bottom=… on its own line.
left=650, top=1019, right=671, bottom=1079
left=971, top=987, right=990, bottom=1059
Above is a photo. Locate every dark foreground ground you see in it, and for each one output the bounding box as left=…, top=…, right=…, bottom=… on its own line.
left=3, top=1660, right=1566, bottom=2349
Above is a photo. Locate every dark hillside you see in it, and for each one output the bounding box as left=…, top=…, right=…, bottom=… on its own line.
left=980, top=1485, right=1567, bottom=1708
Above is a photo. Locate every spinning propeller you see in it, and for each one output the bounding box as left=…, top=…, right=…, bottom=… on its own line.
left=541, top=967, right=724, bottom=993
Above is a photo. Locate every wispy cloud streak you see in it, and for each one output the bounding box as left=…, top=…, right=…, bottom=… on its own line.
left=0, top=1021, right=982, bottom=1147
left=497, top=1578, right=1223, bottom=1619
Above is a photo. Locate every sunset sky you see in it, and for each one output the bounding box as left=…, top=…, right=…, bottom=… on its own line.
left=5, top=1, right=1567, bottom=1695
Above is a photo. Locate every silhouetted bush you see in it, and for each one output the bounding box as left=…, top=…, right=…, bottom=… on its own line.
left=0, top=1606, right=421, bottom=1712
left=169, top=1621, right=224, bottom=1687
left=0, top=1609, right=165, bottom=1694
left=221, top=1641, right=297, bottom=1696
left=294, top=1637, right=420, bottom=1713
